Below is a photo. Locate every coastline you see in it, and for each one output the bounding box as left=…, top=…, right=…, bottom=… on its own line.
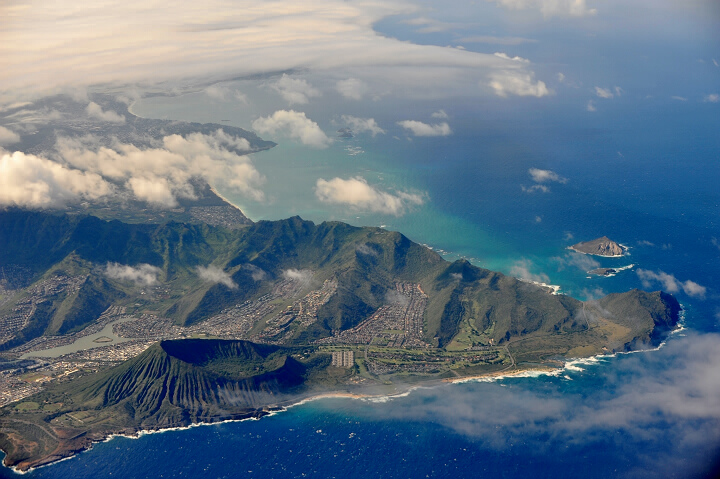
left=2, top=316, right=686, bottom=475
left=0, top=362, right=550, bottom=474
left=208, top=184, right=248, bottom=215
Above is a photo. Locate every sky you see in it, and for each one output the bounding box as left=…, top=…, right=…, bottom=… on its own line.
left=1, top=0, right=718, bottom=212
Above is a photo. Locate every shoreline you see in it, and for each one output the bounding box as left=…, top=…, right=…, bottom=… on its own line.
left=2, top=318, right=686, bottom=475
left=207, top=184, right=248, bottom=216
left=0, top=362, right=548, bottom=474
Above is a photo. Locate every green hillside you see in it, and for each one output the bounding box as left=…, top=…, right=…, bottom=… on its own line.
left=0, top=208, right=682, bottom=471
left=0, top=339, right=331, bottom=470
left=0, top=209, right=679, bottom=351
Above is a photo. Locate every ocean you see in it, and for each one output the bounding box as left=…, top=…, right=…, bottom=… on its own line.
left=3, top=80, right=720, bottom=478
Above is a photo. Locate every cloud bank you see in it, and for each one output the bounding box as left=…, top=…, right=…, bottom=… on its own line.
left=270, top=74, right=321, bottom=105
left=57, top=129, right=264, bottom=208
left=1, top=0, right=548, bottom=101
left=86, top=102, right=126, bottom=123
left=0, top=126, right=20, bottom=146
left=489, top=0, right=597, bottom=18
left=315, top=176, right=424, bottom=215
left=336, top=78, right=368, bottom=100
left=0, top=150, right=112, bottom=208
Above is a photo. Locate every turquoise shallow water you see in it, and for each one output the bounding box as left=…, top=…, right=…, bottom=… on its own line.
left=4, top=91, right=718, bottom=478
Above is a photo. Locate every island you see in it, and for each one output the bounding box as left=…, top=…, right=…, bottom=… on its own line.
left=570, top=236, right=625, bottom=257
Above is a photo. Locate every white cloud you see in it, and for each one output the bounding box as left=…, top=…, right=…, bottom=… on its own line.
left=555, top=252, right=600, bottom=272
left=105, top=262, right=161, bottom=286
left=57, top=129, right=264, bottom=208
left=522, top=167, right=565, bottom=194
left=196, top=265, right=237, bottom=289
left=0, top=0, right=545, bottom=102
left=637, top=269, right=707, bottom=298
left=385, top=289, right=410, bottom=307
left=521, top=184, right=550, bottom=194
left=712, top=237, right=720, bottom=252
left=315, top=176, right=424, bottom=216
left=489, top=0, right=597, bottom=17
left=494, top=52, right=530, bottom=63
left=85, top=102, right=126, bottom=123
left=556, top=72, right=566, bottom=83
left=431, top=110, right=449, bottom=119
left=355, top=243, right=378, bottom=256
left=205, top=85, right=248, bottom=103
left=510, top=259, right=550, bottom=284
left=456, top=36, right=537, bottom=45
left=0, top=126, right=21, bottom=146
left=336, top=78, right=368, bottom=100
left=282, top=268, right=313, bottom=286
left=270, top=74, right=321, bottom=105
left=0, top=102, right=33, bottom=112
left=594, top=87, right=614, bottom=99
left=586, top=100, right=596, bottom=112
left=528, top=168, right=567, bottom=183
left=340, top=115, right=385, bottom=136
left=489, top=70, right=550, bottom=98
left=0, top=150, right=112, bottom=208
left=401, top=17, right=459, bottom=34
left=397, top=120, right=452, bottom=137
left=671, top=96, right=688, bottom=101
left=252, top=110, right=331, bottom=148
left=126, top=177, right=176, bottom=206
left=244, top=264, right=267, bottom=282
left=704, top=94, right=719, bottom=103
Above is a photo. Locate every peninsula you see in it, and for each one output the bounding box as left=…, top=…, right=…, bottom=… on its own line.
left=0, top=209, right=680, bottom=471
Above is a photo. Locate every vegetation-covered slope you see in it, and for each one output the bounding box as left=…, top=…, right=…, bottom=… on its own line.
left=0, top=210, right=679, bottom=350
left=0, top=339, right=329, bottom=470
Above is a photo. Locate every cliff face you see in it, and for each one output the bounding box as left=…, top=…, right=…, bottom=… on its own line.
left=571, top=236, right=625, bottom=256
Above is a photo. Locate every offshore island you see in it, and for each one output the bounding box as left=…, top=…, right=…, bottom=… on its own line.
left=570, top=236, right=626, bottom=257
left=0, top=97, right=680, bottom=471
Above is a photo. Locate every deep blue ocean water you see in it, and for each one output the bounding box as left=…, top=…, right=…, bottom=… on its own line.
left=5, top=63, right=720, bottom=478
